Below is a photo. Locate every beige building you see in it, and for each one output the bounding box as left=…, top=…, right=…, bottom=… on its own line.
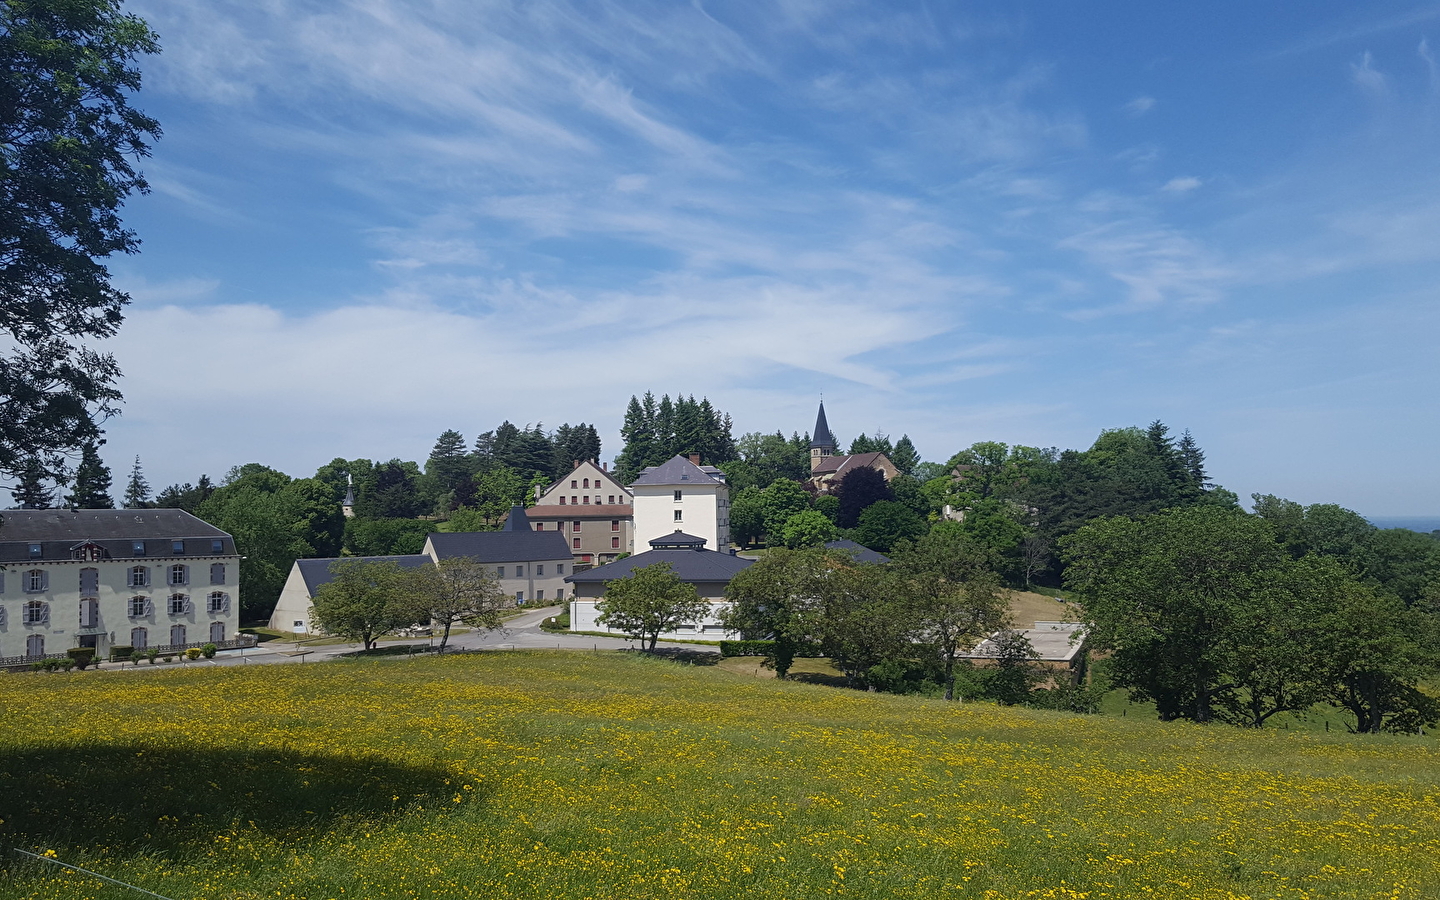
left=806, top=401, right=899, bottom=492
left=0, top=509, right=242, bottom=663
left=527, top=460, right=633, bottom=568
left=630, top=454, right=730, bottom=551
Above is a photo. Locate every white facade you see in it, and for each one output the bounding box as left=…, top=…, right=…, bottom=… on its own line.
left=1, top=546, right=240, bottom=661
left=630, top=456, right=730, bottom=550
left=569, top=598, right=739, bottom=640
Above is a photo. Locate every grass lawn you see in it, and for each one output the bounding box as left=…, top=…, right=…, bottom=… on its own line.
left=2, top=652, right=1438, bottom=900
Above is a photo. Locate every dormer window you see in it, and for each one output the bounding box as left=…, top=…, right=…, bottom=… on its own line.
left=133, top=541, right=146, bottom=557
left=211, top=539, right=224, bottom=553
left=172, top=540, right=185, bottom=555
left=28, top=543, right=41, bottom=559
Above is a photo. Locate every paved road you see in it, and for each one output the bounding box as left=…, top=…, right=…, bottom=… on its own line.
left=91, top=607, right=719, bottom=673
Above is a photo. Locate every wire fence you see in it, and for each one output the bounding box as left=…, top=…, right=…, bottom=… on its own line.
left=13, top=847, right=177, bottom=899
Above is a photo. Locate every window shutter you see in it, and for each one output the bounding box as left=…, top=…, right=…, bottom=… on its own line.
left=40, top=603, right=50, bottom=626
left=0, top=572, right=5, bottom=593
left=211, top=563, right=225, bottom=585
left=182, top=596, right=193, bottom=614
left=144, top=598, right=154, bottom=616
left=182, top=565, right=189, bottom=585
left=0, top=606, right=6, bottom=627
left=41, top=571, right=49, bottom=591
left=222, top=594, right=231, bottom=614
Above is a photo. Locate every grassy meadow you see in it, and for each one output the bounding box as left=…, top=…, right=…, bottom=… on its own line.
left=1, top=651, right=1438, bottom=900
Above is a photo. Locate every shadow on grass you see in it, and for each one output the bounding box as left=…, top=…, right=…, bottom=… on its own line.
left=339, top=643, right=433, bottom=658
left=788, top=671, right=852, bottom=688
left=621, top=647, right=721, bottom=667
left=0, top=743, right=470, bottom=857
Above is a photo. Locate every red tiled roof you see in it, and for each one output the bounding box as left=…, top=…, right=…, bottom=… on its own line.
left=812, top=452, right=892, bottom=476
left=524, top=504, right=633, bottom=518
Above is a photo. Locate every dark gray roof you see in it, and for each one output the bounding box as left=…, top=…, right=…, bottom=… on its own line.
left=630, top=455, right=725, bottom=487
left=648, top=531, right=708, bottom=549
left=810, top=400, right=835, bottom=450
left=825, top=539, right=889, bottom=564
left=0, top=508, right=235, bottom=562
left=500, top=505, right=530, bottom=532
left=426, top=527, right=571, bottom=564
left=566, top=547, right=753, bottom=584
left=295, top=555, right=432, bottom=596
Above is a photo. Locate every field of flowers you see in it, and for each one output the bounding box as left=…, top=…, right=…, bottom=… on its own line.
left=1, top=651, right=1437, bottom=900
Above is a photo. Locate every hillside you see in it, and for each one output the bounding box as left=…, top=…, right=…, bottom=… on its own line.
left=2, top=652, right=1437, bottom=899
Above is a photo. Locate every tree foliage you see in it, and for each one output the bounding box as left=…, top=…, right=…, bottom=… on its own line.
left=615, top=392, right=736, bottom=481
left=11, top=455, right=55, bottom=507
left=835, top=465, right=892, bottom=529
left=781, top=509, right=839, bottom=549
left=597, top=563, right=710, bottom=651
left=121, top=454, right=148, bottom=508
left=403, top=556, right=511, bottom=652
left=63, top=440, right=112, bottom=508
left=1, top=0, right=161, bottom=480
left=309, top=559, right=412, bottom=650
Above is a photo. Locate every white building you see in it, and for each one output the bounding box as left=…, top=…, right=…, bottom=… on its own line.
left=268, top=505, right=573, bottom=634
left=0, top=509, right=242, bottom=663
left=630, top=454, right=730, bottom=551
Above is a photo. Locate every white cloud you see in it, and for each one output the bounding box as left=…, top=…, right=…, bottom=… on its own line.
left=1160, top=176, right=1202, bottom=194
left=1123, top=96, right=1156, bottom=116
left=1350, top=50, right=1387, bottom=94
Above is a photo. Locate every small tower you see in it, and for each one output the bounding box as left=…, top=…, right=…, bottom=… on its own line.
left=809, top=400, right=836, bottom=472
left=342, top=474, right=355, bottom=518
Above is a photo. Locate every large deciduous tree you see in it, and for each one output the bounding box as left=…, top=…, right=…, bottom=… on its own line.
left=403, top=556, right=511, bottom=653
left=835, top=465, right=892, bottom=528
left=1, top=0, right=161, bottom=480
left=722, top=547, right=833, bottom=677
left=597, top=562, right=710, bottom=651
left=310, top=559, right=410, bottom=651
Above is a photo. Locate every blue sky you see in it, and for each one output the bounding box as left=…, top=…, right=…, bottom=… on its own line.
left=99, top=0, right=1440, bottom=514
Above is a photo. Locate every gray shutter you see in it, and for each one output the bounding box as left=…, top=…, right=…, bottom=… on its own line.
left=211, top=563, right=225, bottom=585
left=0, top=606, right=6, bottom=627
left=40, top=602, right=50, bottom=626
left=182, top=596, right=193, bottom=614
left=80, top=568, right=99, bottom=597
left=182, top=565, right=189, bottom=586
left=144, top=598, right=154, bottom=616
left=41, top=571, right=49, bottom=591
left=222, top=594, right=231, bottom=614
left=0, top=571, right=5, bottom=593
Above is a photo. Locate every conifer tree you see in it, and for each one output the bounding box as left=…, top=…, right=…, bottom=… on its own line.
left=65, top=441, right=114, bottom=508
left=123, top=455, right=151, bottom=508
left=12, top=457, right=56, bottom=508
left=891, top=434, right=920, bottom=476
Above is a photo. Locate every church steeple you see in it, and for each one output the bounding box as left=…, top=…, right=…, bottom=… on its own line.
left=809, top=400, right=835, bottom=472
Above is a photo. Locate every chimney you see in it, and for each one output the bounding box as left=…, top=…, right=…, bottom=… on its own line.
left=688, top=453, right=701, bottom=465
left=602, top=462, right=608, bottom=472
left=533, top=485, right=541, bottom=500
left=573, top=459, right=581, bottom=470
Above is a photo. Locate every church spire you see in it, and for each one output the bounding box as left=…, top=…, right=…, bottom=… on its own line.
left=810, top=399, right=835, bottom=452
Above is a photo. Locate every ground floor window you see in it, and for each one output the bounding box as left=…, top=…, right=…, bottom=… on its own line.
left=170, top=624, right=186, bottom=646
left=26, top=634, right=44, bottom=657
left=132, top=627, right=148, bottom=649
left=536, top=589, right=544, bottom=601
left=210, top=621, right=225, bottom=643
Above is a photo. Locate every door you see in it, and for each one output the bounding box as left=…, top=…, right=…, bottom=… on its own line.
left=26, top=634, right=44, bottom=657
left=210, top=621, right=225, bottom=643
left=170, top=624, right=186, bottom=647
left=131, top=627, right=147, bottom=650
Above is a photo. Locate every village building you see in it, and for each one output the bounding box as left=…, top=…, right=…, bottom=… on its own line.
left=806, top=401, right=900, bottom=492
left=964, top=622, right=1089, bottom=684
left=525, top=459, right=633, bottom=568
left=0, top=508, right=243, bottom=663
left=268, top=505, right=572, bottom=634
left=630, top=454, right=730, bottom=550
left=566, top=531, right=753, bottom=639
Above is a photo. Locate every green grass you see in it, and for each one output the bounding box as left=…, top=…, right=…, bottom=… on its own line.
left=2, top=651, right=1438, bottom=899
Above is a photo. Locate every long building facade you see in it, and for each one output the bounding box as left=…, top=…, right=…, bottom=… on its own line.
left=0, top=509, right=242, bottom=663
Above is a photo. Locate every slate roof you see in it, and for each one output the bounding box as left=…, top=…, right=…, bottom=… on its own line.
left=811, top=451, right=891, bottom=477
left=566, top=547, right=753, bottom=584
left=648, top=531, right=708, bottom=548
left=428, top=507, right=572, bottom=563
left=295, top=555, right=433, bottom=596
left=630, top=455, right=725, bottom=487
left=0, top=508, right=235, bottom=562
left=965, top=622, right=1088, bottom=663
left=824, top=539, right=890, bottom=564
left=810, top=400, right=836, bottom=450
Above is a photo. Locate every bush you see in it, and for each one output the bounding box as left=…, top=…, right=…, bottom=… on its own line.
left=201, top=643, right=217, bottom=659
left=161, top=655, right=174, bottom=663
left=66, top=647, right=95, bottom=663
left=540, top=610, right=571, bottom=633
left=60, top=659, right=75, bottom=672
left=719, top=640, right=775, bottom=658
left=185, top=648, right=202, bottom=660
left=146, top=648, right=159, bottom=664
left=866, top=657, right=944, bottom=696
left=110, top=645, right=134, bottom=662
left=1025, top=680, right=1102, bottom=714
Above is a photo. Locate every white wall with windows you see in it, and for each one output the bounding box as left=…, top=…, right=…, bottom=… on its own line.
left=631, top=481, right=730, bottom=551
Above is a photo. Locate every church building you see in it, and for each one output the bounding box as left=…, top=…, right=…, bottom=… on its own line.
left=806, top=400, right=899, bottom=493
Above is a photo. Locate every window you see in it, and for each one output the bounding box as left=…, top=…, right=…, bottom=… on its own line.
left=168, top=594, right=189, bottom=615
left=23, top=599, right=49, bottom=625
left=583, top=496, right=590, bottom=504
left=536, top=589, right=545, bottom=601
left=0, top=572, right=5, bottom=593
left=573, top=537, right=581, bottom=549
left=172, top=540, right=185, bottom=555
left=608, top=495, right=615, bottom=504
left=79, top=598, right=99, bottom=628
left=557, top=564, right=565, bottom=575
left=128, top=566, right=149, bottom=587
left=559, top=496, right=566, bottom=505
left=571, top=480, right=578, bottom=489
left=581, top=554, right=592, bottom=563
left=210, top=621, right=225, bottom=643
left=26, top=634, right=44, bottom=658
left=536, top=565, right=545, bottom=576
left=79, top=568, right=99, bottom=597
left=515, top=591, right=524, bottom=601
left=129, top=596, right=147, bottom=617
left=210, top=563, right=225, bottom=585
left=211, top=539, right=224, bottom=553
left=674, top=490, right=683, bottom=502
left=25, top=569, right=47, bottom=592
left=169, top=564, right=188, bottom=586
left=572, top=520, right=582, bottom=532
left=583, top=478, right=589, bottom=488
left=496, top=566, right=505, bottom=577
left=674, top=510, right=683, bottom=522
left=132, top=541, right=146, bottom=556
left=28, top=543, right=42, bottom=558
left=515, top=564, right=526, bottom=576
left=207, top=592, right=228, bottom=614
left=612, top=537, right=620, bottom=549
left=611, top=520, right=620, bottom=532
left=571, top=496, right=578, bottom=505
left=170, top=624, right=186, bottom=647
left=534, top=522, right=543, bottom=531
left=131, top=627, right=148, bottom=650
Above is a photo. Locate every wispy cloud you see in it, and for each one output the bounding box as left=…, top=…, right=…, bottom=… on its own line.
left=1161, top=177, right=1202, bottom=194
left=1350, top=50, right=1388, bottom=93
left=1123, top=96, right=1156, bottom=116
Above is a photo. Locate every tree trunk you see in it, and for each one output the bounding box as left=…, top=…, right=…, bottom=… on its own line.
left=943, top=656, right=955, bottom=701
left=439, top=621, right=452, bottom=653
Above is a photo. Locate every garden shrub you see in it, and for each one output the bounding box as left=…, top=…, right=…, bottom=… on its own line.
left=110, top=645, right=134, bottom=662
left=720, top=640, right=775, bottom=658
left=201, top=643, right=217, bottom=659
left=185, top=648, right=202, bottom=660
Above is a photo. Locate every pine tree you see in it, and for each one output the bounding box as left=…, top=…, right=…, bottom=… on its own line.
left=123, top=455, right=151, bottom=508
left=1177, top=430, right=1210, bottom=493
left=426, top=429, right=472, bottom=494
left=891, top=435, right=920, bottom=476
left=65, top=441, right=114, bottom=508
left=615, top=396, right=656, bottom=483
left=12, top=457, right=56, bottom=508
left=654, top=394, right=676, bottom=463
